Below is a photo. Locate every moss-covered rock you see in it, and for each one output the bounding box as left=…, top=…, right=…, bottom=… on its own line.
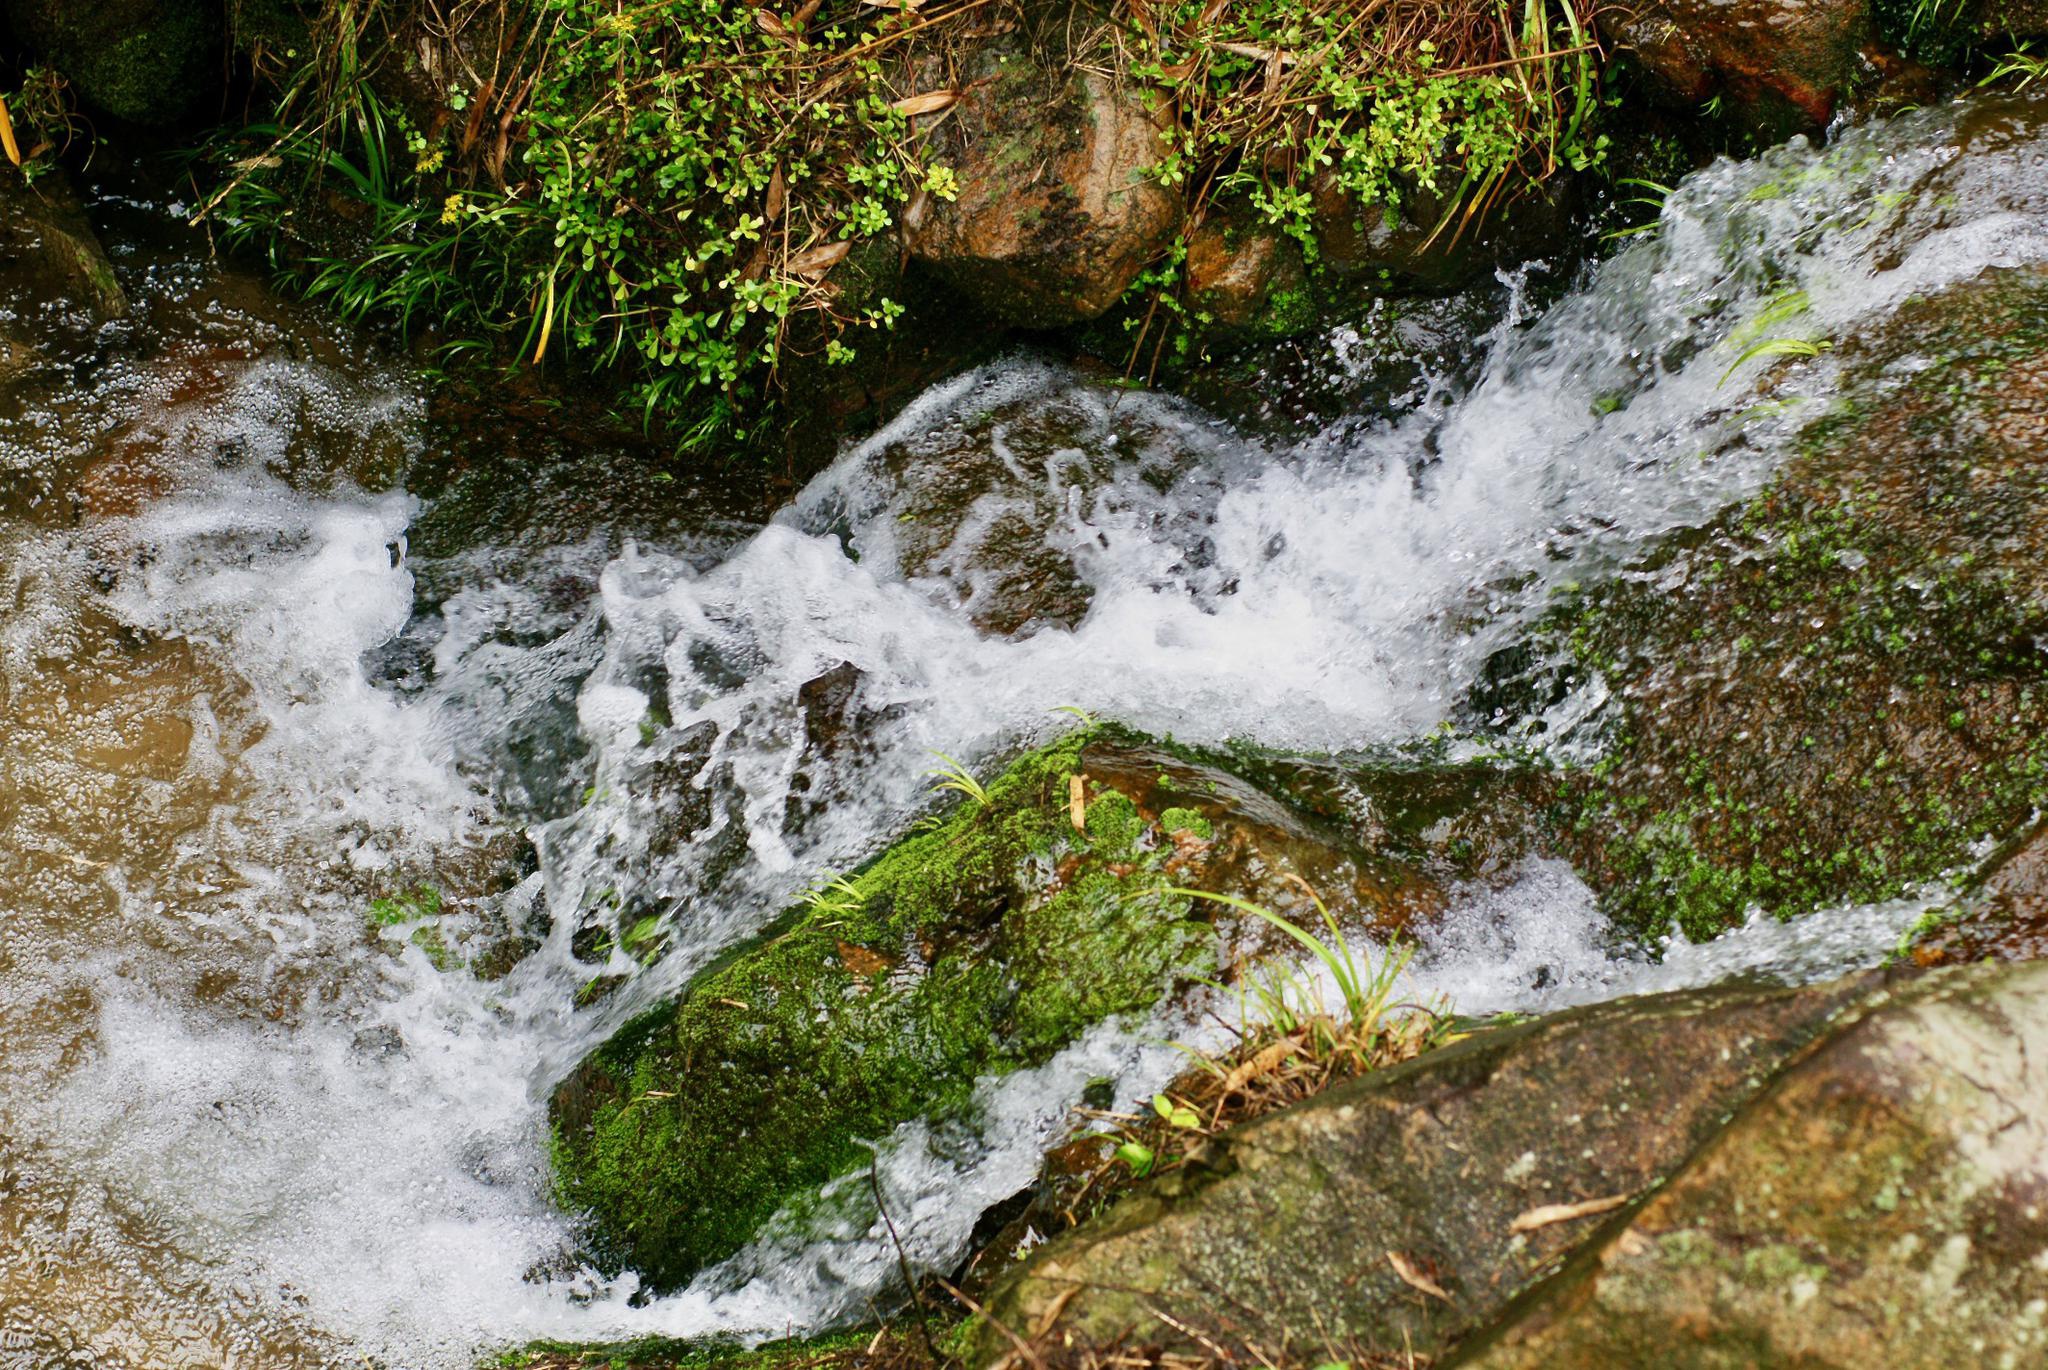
left=1458, top=961, right=2048, bottom=1369
left=548, top=730, right=1194, bottom=1289
left=489, top=1329, right=880, bottom=1370
left=3, top=0, right=222, bottom=125
left=973, top=967, right=1892, bottom=1367
left=549, top=725, right=1545, bottom=1290
left=1538, top=266, right=2048, bottom=941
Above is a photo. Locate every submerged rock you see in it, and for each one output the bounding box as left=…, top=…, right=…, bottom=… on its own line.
left=1544, top=266, right=2048, bottom=941
left=547, top=726, right=1538, bottom=1289
left=1461, top=961, right=2048, bottom=1368
left=905, top=53, right=1181, bottom=328
left=0, top=166, right=125, bottom=324
left=974, top=969, right=1885, bottom=1366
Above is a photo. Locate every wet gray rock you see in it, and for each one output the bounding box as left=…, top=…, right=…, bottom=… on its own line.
left=1458, top=961, right=2048, bottom=1369
left=974, top=970, right=1886, bottom=1366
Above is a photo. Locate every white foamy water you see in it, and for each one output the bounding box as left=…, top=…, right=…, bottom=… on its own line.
left=5, top=95, right=2048, bottom=1366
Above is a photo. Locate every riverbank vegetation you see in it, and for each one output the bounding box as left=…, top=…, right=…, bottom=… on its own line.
left=190, top=0, right=1608, bottom=453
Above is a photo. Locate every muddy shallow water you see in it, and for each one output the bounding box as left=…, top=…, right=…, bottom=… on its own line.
left=7, top=96, right=2048, bottom=1366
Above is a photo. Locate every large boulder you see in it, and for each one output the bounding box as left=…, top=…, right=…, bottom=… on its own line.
left=1459, top=961, right=2048, bottom=1368
left=548, top=726, right=1546, bottom=1290
left=2, top=0, right=222, bottom=126
left=1541, top=265, right=2048, bottom=941
left=904, top=55, right=1181, bottom=328
left=973, top=970, right=1888, bottom=1366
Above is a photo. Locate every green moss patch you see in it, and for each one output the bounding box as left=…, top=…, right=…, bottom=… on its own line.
left=489, top=1328, right=880, bottom=1370
left=548, top=727, right=1222, bottom=1289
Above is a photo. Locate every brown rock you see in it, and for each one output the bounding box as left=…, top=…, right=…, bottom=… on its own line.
left=1184, top=216, right=1305, bottom=332
left=907, top=60, right=1182, bottom=327
left=1904, top=820, right=2048, bottom=965
left=1599, top=0, right=1872, bottom=133
left=1459, top=961, right=2048, bottom=1369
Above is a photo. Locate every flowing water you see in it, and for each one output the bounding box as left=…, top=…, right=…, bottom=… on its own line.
left=6, top=94, right=2048, bottom=1367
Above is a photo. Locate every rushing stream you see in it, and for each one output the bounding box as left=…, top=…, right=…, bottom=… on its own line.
left=6, top=93, right=2048, bottom=1367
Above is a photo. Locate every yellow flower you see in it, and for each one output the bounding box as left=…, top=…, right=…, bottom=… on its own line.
left=415, top=147, right=446, bottom=174
left=440, top=193, right=465, bottom=225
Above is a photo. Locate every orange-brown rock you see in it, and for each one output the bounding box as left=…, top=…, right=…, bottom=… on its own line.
left=906, top=61, right=1181, bottom=328
left=1599, top=0, right=1872, bottom=132
left=1184, top=217, right=1304, bottom=332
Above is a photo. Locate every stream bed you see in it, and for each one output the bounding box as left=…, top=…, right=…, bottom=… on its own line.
left=6, top=93, right=2048, bottom=1366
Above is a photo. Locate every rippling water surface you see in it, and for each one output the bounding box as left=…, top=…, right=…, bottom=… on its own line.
left=6, top=95, right=2048, bottom=1366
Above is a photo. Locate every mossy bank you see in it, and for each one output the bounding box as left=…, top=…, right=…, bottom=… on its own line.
left=1523, top=265, right=2048, bottom=941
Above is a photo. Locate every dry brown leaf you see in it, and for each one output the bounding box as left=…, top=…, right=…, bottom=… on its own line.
left=900, top=186, right=931, bottom=234
left=1215, top=39, right=1296, bottom=65
left=1197, top=0, right=1232, bottom=28
left=0, top=95, right=20, bottom=168
left=792, top=0, right=824, bottom=26
left=1509, top=1193, right=1632, bottom=1234
left=1219, top=1031, right=1305, bottom=1095
left=763, top=164, right=786, bottom=222
left=1069, top=773, right=1087, bottom=832
left=461, top=79, right=496, bottom=154
left=740, top=237, right=770, bottom=283
left=859, top=0, right=928, bottom=9
left=892, top=89, right=960, bottom=117
left=755, top=9, right=797, bottom=43
left=1279, top=871, right=1324, bottom=904
left=785, top=239, right=852, bottom=275
left=1386, top=1250, right=1450, bottom=1302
